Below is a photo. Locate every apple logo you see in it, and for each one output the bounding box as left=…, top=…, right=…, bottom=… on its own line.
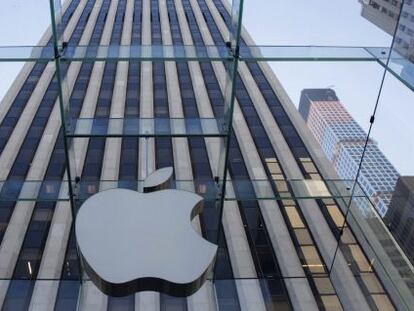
left=75, top=167, right=218, bottom=297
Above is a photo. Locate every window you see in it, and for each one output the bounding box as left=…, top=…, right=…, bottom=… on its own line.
left=285, top=206, right=305, bottom=228
left=300, top=246, right=325, bottom=273
left=294, top=228, right=313, bottom=246
left=326, top=205, right=345, bottom=227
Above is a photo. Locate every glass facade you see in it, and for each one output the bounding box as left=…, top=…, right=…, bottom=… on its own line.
left=0, top=0, right=413, bottom=310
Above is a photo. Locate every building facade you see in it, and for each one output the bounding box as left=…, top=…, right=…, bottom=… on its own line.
left=299, top=88, right=400, bottom=217
left=385, top=176, right=414, bottom=262
left=0, top=0, right=410, bottom=310
left=359, top=0, right=401, bottom=36
left=359, top=0, right=414, bottom=83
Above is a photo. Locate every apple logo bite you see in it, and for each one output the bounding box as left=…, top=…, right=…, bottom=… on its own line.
left=75, top=167, right=217, bottom=297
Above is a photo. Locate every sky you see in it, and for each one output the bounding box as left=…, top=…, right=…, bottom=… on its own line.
left=0, top=0, right=50, bottom=104
left=241, top=0, right=414, bottom=176
left=0, top=0, right=413, bottom=175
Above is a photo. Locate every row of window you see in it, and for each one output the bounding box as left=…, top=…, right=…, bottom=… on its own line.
left=212, top=0, right=396, bottom=309
left=0, top=0, right=90, bottom=309
left=190, top=1, right=291, bottom=308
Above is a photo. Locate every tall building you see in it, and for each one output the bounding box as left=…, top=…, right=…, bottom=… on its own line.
left=0, top=0, right=412, bottom=310
left=385, top=176, right=414, bottom=262
left=359, top=0, right=401, bottom=36
left=299, top=88, right=400, bottom=217
left=359, top=0, right=414, bottom=83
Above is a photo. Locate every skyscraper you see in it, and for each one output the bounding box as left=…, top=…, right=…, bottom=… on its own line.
left=359, top=0, right=401, bottom=36
left=359, top=0, right=414, bottom=84
left=0, top=0, right=411, bottom=310
left=385, top=176, right=414, bottom=262
left=299, top=88, right=400, bottom=217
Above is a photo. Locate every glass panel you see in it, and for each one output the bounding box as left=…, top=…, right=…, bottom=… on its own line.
left=257, top=59, right=387, bottom=228
left=355, top=70, right=414, bottom=308
left=384, top=0, right=414, bottom=89
left=0, top=178, right=367, bottom=202
left=242, top=0, right=395, bottom=48
left=0, top=47, right=55, bottom=62
left=65, top=117, right=226, bottom=137
left=0, top=0, right=412, bottom=308
left=0, top=0, right=52, bottom=47
left=1, top=45, right=408, bottom=64
left=74, top=278, right=295, bottom=311
left=52, top=60, right=79, bottom=221
left=49, top=0, right=65, bottom=48
left=62, top=44, right=231, bottom=61
left=381, top=49, right=414, bottom=91
left=0, top=180, right=69, bottom=202
left=240, top=45, right=385, bottom=62
left=332, top=194, right=414, bottom=310
left=229, top=0, right=244, bottom=50
left=367, top=71, right=414, bottom=215
left=290, top=180, right=332, bottom=198
left=0, top=45, right=398, bottom=64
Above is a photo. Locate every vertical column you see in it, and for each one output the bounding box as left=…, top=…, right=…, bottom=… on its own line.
left=158, top=1, right=216, bottom=310
left=135, top=0, right=159, bottom=310
left=101, top=0, right=134, bottom=183
left=27, top=1, right=105, bottom=310
left=173, top=0, right=266, bottom=310
left=138, top=0, right=156, bottom=180
left=100, top=1, right=135, bottom=310
left=0, top=0, right=95, bottom=308
left=188, top=0, right=319, bottom=310
left=209, top=0, right=373, bottom=309
left=73, top=0, right=120, bottom=309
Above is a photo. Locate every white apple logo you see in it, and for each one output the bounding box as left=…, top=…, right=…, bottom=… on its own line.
left=75, top=167, right=218, bottom=297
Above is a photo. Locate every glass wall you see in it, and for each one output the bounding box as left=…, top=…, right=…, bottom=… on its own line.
left=0, top=0, right=414, bottom=310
